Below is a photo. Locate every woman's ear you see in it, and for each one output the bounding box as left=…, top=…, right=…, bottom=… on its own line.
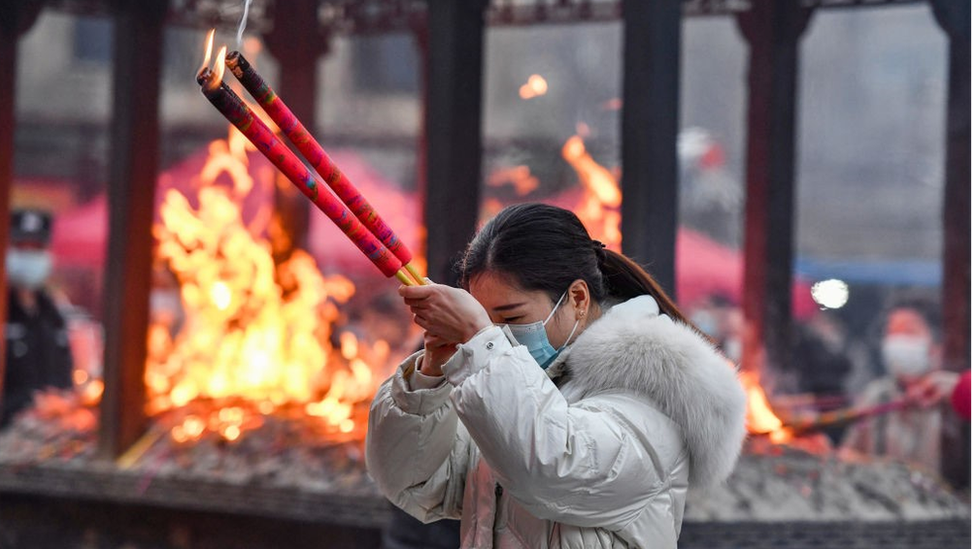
left=568, top=279, right=590, bottom=318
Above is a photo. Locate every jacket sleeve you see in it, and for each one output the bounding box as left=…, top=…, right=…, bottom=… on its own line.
left=366, top=352, right=471, bottom=523
left=950, top=370, right=971, bottom=420
left=442, top=327, right=671, bottom=530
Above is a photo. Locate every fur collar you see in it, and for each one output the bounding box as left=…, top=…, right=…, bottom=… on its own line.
left=555, top=295, right=747, bottom=488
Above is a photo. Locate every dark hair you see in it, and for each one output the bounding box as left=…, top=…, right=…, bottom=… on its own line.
left=883, top=291, right=942, bottom=342
left=458, top=203, right=691, bottom=325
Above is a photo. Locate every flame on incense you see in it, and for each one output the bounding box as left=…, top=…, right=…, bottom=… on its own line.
left=198, top=29, right=215, bottom=76
left=212, top=46, right=228, bottom=85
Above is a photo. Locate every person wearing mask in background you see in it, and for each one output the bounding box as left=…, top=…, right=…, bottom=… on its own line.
left=841, top=296, right=945, bottom=475
left=367, top=204, right=747, bottom=549
left=1, top=208, right=73, bottom=428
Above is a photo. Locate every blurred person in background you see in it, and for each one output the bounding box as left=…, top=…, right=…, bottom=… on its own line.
left=1, top=208, right=74, bottom=428
left=840, top=295, right=947, bottom=475
left=688, top=293, right=742, bottom=364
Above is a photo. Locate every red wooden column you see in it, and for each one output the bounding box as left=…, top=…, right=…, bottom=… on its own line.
left=0, top=0, right=45, bottom=423
left=735, top=0, right=812, bottom=376
left=929, top=0, right=970, bottom=490
left=98, top=0, right=167, bottom=459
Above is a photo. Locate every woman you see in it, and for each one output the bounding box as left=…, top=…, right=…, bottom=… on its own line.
left=367, top=204, right=747, bottom=548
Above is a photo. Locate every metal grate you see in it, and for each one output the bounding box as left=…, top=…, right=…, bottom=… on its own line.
left=679, top=520, right=972, bottom=549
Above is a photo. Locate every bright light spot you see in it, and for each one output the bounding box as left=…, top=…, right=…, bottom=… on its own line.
left=219, top=406, right=244, bottom=424
left=211, top=281, right=232, bottom=310
left=519, top=74, right=548, bottom=99
left=243, top=36, right=263, bottom=56
left=172, top=426, right=188, bottom=444
left=223, top=424, right=241, bottom=441
left=73, top=369, right=89, bottom=385
left=81, top=379, right=104, bottom=406
left=183, top=416, right=206, bottom=438
left=171, top=383, right=196, bottom=407
left=811, top=279, right=849, bottom=309
left=340, top=332, right=358, bottom=360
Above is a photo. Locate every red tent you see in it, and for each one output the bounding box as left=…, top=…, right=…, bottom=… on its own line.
left=50, top=194, right=107, bottom=270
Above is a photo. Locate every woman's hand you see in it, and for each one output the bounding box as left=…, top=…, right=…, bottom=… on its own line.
left=400, top=283, right=492, bottom=346
left=419, top=332, right=457, bottom=377
left=906, top=370, right=961, bottom=408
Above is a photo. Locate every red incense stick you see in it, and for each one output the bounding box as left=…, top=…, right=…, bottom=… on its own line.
left=225, top=51, right=425, bottom=285
left=197, top=67, right=414, bottom=285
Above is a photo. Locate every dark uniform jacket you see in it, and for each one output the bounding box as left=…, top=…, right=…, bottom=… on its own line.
left=2, top=289, right=73, bottom=427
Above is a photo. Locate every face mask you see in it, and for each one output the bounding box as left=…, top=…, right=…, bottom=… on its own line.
left=6, top=249, right=52, bottom=290
left=503, top=291, right=580, bottom=370
left=881, top=335, right=930, bottom=378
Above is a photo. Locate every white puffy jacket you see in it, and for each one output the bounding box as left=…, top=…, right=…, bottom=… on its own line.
left=367, top=295, right=747, bottom=548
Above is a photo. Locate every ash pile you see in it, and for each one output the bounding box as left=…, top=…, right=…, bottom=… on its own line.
left=0, top=391, right=376, bottom=498
left=685, top=437, right=969, bottom=522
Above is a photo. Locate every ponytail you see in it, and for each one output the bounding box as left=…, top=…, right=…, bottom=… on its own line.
left=598, top=248, right=693, bottom=326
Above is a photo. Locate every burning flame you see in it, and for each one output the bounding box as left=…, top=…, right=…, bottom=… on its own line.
left=212, top=46, right=228, bottom=85
left=519, top=74, right=548, bottom=100
left=198, top=28, right=227, bottom=90
left=146, top=125, right=393, bottom=444
left=741, top=371, right=791, bottom=444
left=562, top=134, right=622, bottom=249
left=198, top=29, right=215, bottom=76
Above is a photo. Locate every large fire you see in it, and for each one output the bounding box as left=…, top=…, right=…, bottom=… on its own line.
left=145, top=126, right=392, bottom=444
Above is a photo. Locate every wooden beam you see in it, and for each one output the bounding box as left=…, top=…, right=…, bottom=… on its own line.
left=620, top=0, right=682, bottom=296
left=264, top=0, right=328, bottom=258
left=735, top=0, right=812, bottom=375
left=929, top=0, right=970, bottom=490
left=98, top=0, right=166, bottom=460
left=424, top=0, right=487, bottom=285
